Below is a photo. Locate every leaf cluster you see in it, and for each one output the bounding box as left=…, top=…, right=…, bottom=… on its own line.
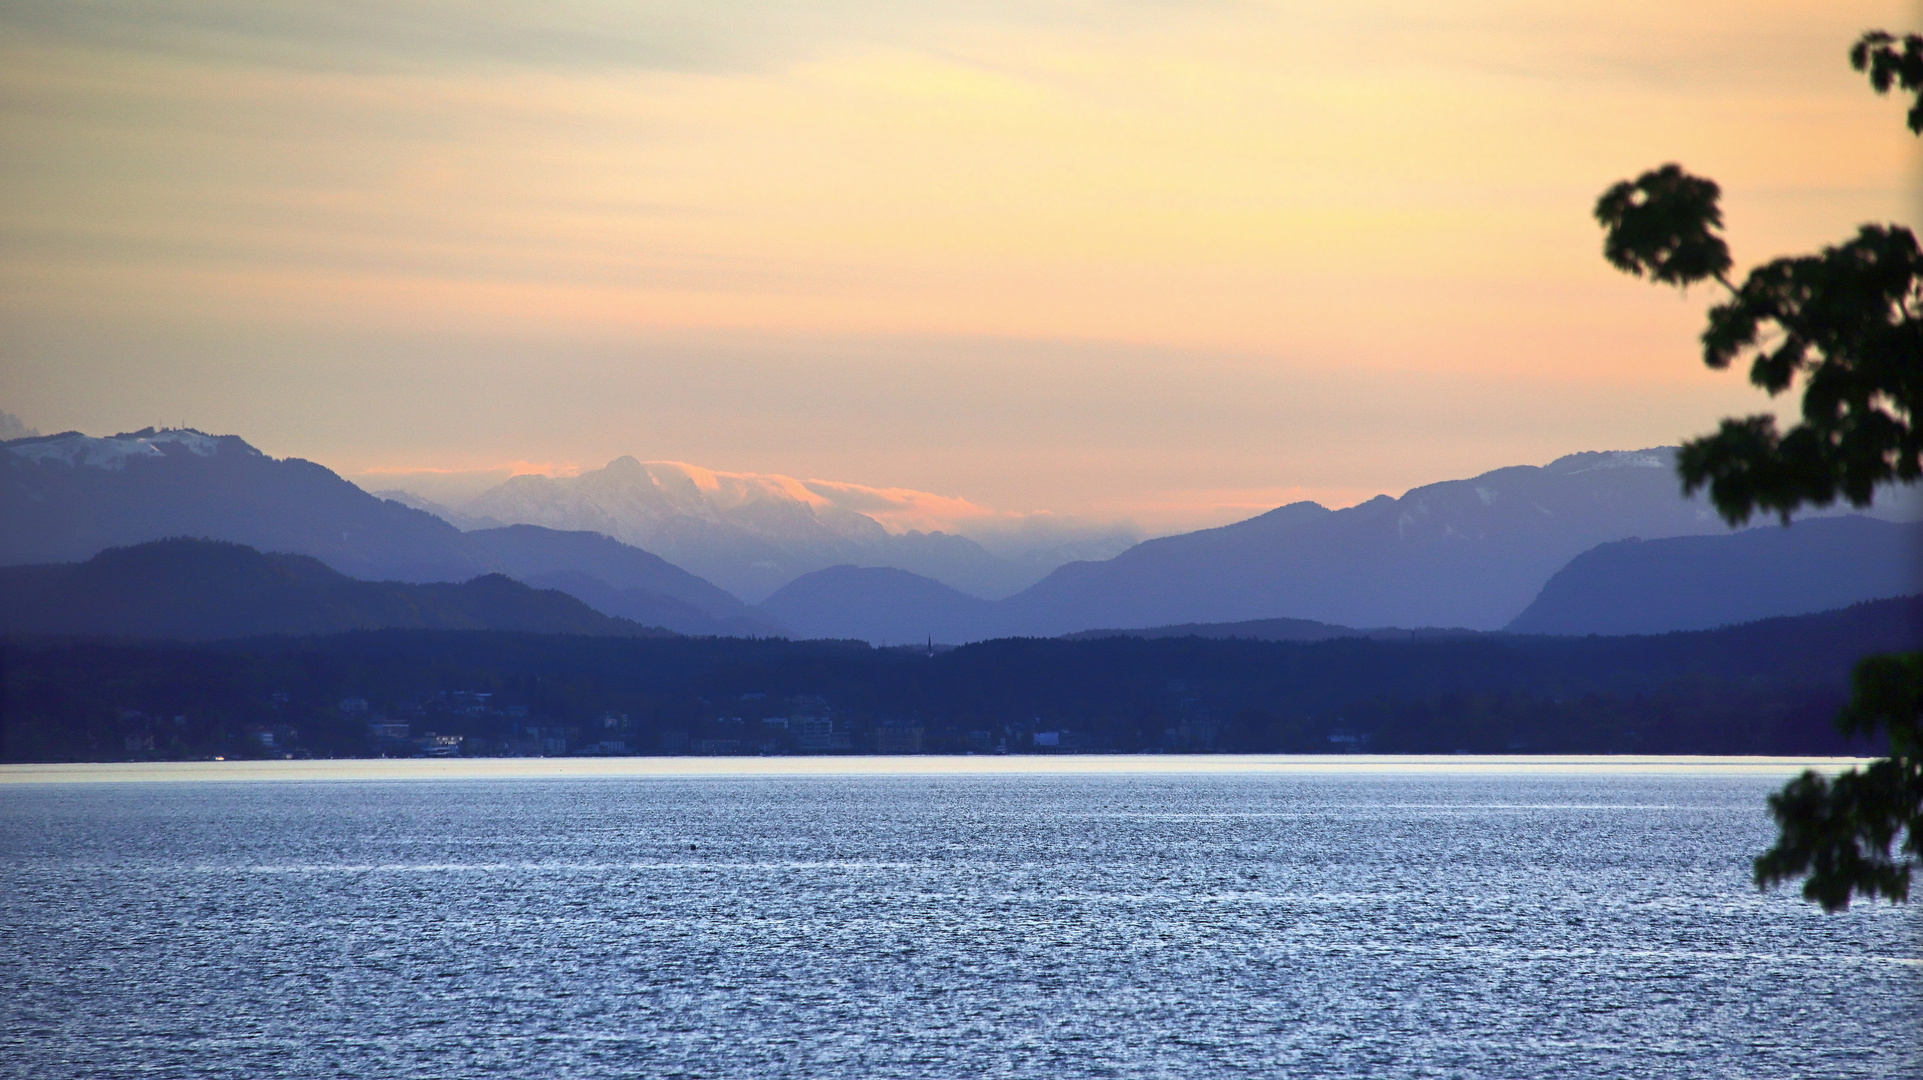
left=1681, top=225, right=1922, bottom=522
left=1851, top=31, right=1923, bottom=133
left=1754, top=653, right=1923, bottom=910
left=1592, top=164, right=1731, bottom=288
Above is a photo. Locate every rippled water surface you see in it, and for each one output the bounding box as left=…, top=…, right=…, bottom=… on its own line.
left=2, top=766, right=1918, bottom=1078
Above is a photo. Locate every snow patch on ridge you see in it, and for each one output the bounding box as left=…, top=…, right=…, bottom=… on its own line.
left=1552, top=449, right=1671, bottom=475
left=4, top=428, right=254, bottom=470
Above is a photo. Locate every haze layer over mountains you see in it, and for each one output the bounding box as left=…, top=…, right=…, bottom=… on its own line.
left=383, top=459, right=1140, bottom=602
left=2, top=423, right=1917, bottom=644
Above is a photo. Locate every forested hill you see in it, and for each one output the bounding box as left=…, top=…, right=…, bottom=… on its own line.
left=5, top=596, right=1916, bottom=762
left=0, top=538, right=675, bottom=640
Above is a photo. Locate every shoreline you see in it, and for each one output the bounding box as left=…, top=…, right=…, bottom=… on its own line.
left=0, top=754, right=1869, bottom=784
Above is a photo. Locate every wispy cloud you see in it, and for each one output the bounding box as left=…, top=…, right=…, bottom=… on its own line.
left=0, top=1, right=1221, bottom=76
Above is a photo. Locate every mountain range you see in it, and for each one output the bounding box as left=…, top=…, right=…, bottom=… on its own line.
left=1060, top=516, right=1922, bottom=643
left=0, top=429, right=780, bottom=637
left=763, top=450, right=1916, bottom=642
left=4, top=426, right=1918, bottom=644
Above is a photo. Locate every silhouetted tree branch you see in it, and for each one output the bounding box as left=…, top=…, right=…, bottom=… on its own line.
left=1752, top=654, right=1922, bottom=910
left=1596, top=30, right=1922, bottom=910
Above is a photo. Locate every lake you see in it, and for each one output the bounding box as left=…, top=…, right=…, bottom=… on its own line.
left=2, top=758, right=1917, bottom=1078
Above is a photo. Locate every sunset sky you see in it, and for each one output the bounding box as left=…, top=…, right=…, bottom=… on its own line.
left=3, top=0, right=1917, bottom=532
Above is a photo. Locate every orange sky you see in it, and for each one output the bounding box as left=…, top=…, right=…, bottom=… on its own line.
left=1, top=0, right=1917, bottom=532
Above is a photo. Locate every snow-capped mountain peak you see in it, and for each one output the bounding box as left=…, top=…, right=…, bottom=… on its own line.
left=443, top=456, right=1138, bottom=601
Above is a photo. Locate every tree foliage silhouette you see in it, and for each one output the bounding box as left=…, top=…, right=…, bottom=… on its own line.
left=1596, top=31, right=1922, bottom=910
left=1750, top=654, right=1921, bottom=909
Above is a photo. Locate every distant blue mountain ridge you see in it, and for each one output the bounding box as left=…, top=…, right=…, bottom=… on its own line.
left=0, top=538, right=677, bottom=640
left=762, top=451, right=1919, bottom=642
left=1507, top=516, right=1923, bottom=635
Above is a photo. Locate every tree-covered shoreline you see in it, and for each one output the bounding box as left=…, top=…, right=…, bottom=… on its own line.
left=5, top=596, right=1909, bottom=763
